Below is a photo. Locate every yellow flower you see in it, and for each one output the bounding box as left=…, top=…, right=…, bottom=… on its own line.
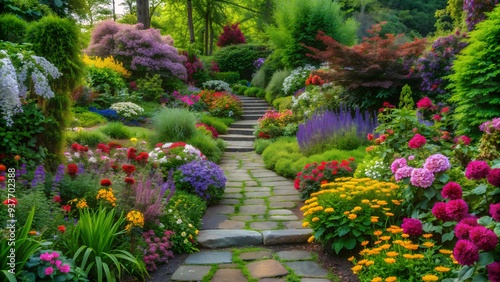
left=423, top=242, right=434, bottom=248
left=385, top=277, right=397, bottom=282
left=386, top=251, right=399, bottom=257
left=76, top=199, right=88, bottom=209
left=348, top=214, right=357, bottom=220
left=357, top=259, right=368, bottom=265
left=401, top=234, right=410, bottom=238
left=385, top=212, right=394, bottom=217
left=435, top=266, right=450, bottom=272
left=380, top=244, right=391, bottom=250
left=302, top=222, right=310, bottom=227
left=371, top=277, right=382, bottom=282
left=353, top=206, right=362, bottom=212
left=403, top=254, right=414, bottom=259
left=371, top=216, right=379, bottom=223
left=371, top=205, right=380, bottom=209
left=312, top=217, right=320, bottom=222
left=348, top=256, right=354, bottom=262
left=376, top=200, right=388, bottom=206
left=361, top=241, right=369, bottom=246
left=439, top=249, right=453, bottom=255
left=380, top=236, right=391, bottom=241
left=344, top=211, right=350, bottom=215
left=195, top=230, right=199, bottom=235
left=421, top=274, right=439, bottom=281
left=391, top=200, right=401, bottom=205
left=384, top=258, right=396, bottom=264
left=423, top=234, right=433, bottom=239
left=365, top=260, right=375, bottom=266
left=374, top=230, right=383, bottom=236
left=307, top=235, right=315, bottom=243
left=181, top=232, right=186, bottom=237
left=130, top=137, right=138, bottom=144
left=324, top=207, right=334, bottom=213
left=413, top=254, right=425, bottom=259
left=404, top=244, right=419, bottom=251
left=351, top=265, right=363, bottom=274
left=361, top=199, right=370, bottom=204
left=305, top=197, right=318, bottom=204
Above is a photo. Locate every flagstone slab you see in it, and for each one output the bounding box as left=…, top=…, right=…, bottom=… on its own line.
left=259, top=279, right=285, bottom=282
left=230, top=215, right=253, bottom=221
left=217, top=220, right=245, bottom=229
left=223, top=193, right=243, bottom=199
left=247, top=259, right=288, bottom=279
left=268, top=201, right=297, bottom=209
left=276, top=251, right=312, bottom=261
left=219, top=199, right=240, bottom=205
left=170, top=265, right=212, bottom=281
left=198, top=230, right=262, bottom=248
left=301, top=279, right=331, bottom=282
left=206, top=205, right=235, bottom=214
left=262, top=229, right=312, bottom=245
left=284, top=221, right=304, bottom=229
left=225, top=188, right=242, bottom=193
left=270, top=195, right=300, bottom=201
left=239, top=205, right=267, bottom=215
left=211, top=269, right=247, bottom=282
left=244, top=198, right=266, bottom=204
left=246, top=191, right=272, bottom=198
left=273, top=189, right=299, bottom=196
left=270, top=215, right=298, bottom=221
left=184, top=251, right=232, bottom=264
left=201, top=214, right=228, bottom=230
left=245, top=181, right=260, bottom=186
left=239, top=250, right=273, bottom=261
left=245, top=187, right=271, bottom=192
left=269, top=210, right=293, bottom=215
left=225, top=182, right=243, bottom=187
left=284, top=261, right=328, bottom=278
left=250, top=221, right=278, bottom=230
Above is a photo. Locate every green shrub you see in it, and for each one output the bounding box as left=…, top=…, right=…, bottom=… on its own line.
left=73, top=111, right=107, bottom=127
left=232, top=84, right=248, bottom=96
left=65, top=130, right=110, bottom=147
left=217, top=117, right=235, bottom=126
left=254, top=138, right=273, bottom=154
left=265, top=69, right=291, bottom=103
left=58, top=173, right=101, bottom=206
left=0, top=14, right=28, bottom=43
left=251, top=67, right=267, bottom=88
left=449, top=5, right=500, bottom=138
left=214, top=44, right=271, bottom=80
left=100, top=122, right=133, bottom=139
left=212, top=71, right=240, bottom=84
left=86, top=66, right=126, bottom=99
left=187, top=131, right=224, bottom=163
left=135, top=74, right=164, bottom=102
left=151, top=108, right=197, bottom=144
left=200, top=115, right=228, bottom=134
left=15, top=189, right=57, bottom=232
left=244, top=87, right=265, bottom=98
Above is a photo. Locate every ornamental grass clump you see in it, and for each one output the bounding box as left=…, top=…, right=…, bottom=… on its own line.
left=302, top=177, right=402, bottom=254
left=350, top=227, right=459, bottom=281
left=175, top=159, right=227, bottom=206
left=297, top=106, right=377, bottom=154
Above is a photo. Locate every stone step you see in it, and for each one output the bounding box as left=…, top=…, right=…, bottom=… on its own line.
left=241, top=114, right=263, bottom=120
left=242, top=106, right=273, bottom=111
left=220, top=134, right=255, bottom=141
left=241, top=101, right=270, bottom=105
left=228, top=128, right=255, bottom=135
left=225, top=146, right=254, bottom=152
left=242, top=110, right=266, bottom=116
left=197, top=229, right=313, bottom=248
left=230, top=121, right=257, bottom=129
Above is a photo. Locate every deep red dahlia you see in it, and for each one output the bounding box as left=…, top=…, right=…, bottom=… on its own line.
left=67, top=164, right=78, bottom=176
left=441, top=182, right=463, bottom=200
left=487, top=168, right=500, bottom=187
left=453, top=239, right=479, bottom=266
left=100, top=179, right=112, bottom=186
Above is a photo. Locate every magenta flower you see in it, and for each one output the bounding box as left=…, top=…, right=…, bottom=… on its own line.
left=469, top=226, right=498, bottom=251
left=401, top=218, right=423, bottom=236
left=441, top=182, right=463, bottom=199
left=58, top=264, right=71, bottom=273
left=490, top=203, right=500, bottom=222
left=39, top=252, right=53, bottom=262
left=410, top=168, right=435, bottom=188
left=487, top=168, right=500, bottom=187
left=391, top=158, right=407, bottom=173
left=446, top=199, right=469, bottom=221
left=454, top=217, right=479, bottom=239
left=432, top=202, right=452, bottom=221
left=423, top=154, right=451, bottom=173
left=416, top=97, right=433, bottom=109
left=45, top=267, right=54, bottom=275
left=453, top=239, right=479, bottom=266
left=454, top=135, right=471, bottom=145
left=486, top=262, right=500, bottom=282
left=408, top=134, right=427, bottom=149
left=465, top=160, right=490, bottom=180
left=395, top=166, right=414, bottom=182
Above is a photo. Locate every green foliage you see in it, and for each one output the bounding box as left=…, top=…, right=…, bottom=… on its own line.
left=65, top=130, right=110, bottom=147
left=303, top=127, right=366, bottom=156
left=58, top=173, right=101, bottom=206
left=151, top=108, right=197, bottom=144
left=187, top=131, right=224, bottom=163
left=135, top=74, right=164, bottom=102
left=0, top=103, right=49, bottom=169
left=272, top=96, right=293, bottom=111
left=0, top=208, right=41, bottom=280
left=265, top=69, right=291, bottom=103
left=267, top=0, right=358, bottom=69
left=65, top=208, right=147, bottom=281
left=73, top=111, right=107, bottom=127
left=211, top=71, right=240, bottom=84
left=250, top=67, right=267, bottom=88
left=100, top=122, right=133, bottom=139
left=0, top=14, right=28, bottom=43
left=448, top=5, right=500, bottom=138
left=199, top=114, right=228, bottom=134
left=232, top=84, right=248, bottom=96
left=86, top=66, right=127, bottom=99
left=254, top=138, right=273, bottom=154
left=213, top=44, right=271, bottom=81
left=243, top=86, right=266, bottom=98
left=399, top=84, right=415, bottom=109
left=15, top=189, right=59, bottom=233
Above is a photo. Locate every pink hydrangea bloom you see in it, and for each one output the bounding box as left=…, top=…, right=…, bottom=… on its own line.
left=441, top=182, right=462, bottom=200
left=45, top=267, right=54, bottom=275
left=487, top=168, right=500, bottom=187
left=465, top=160, right=490, bottom=180
left=391, top=158, right=407, bottom=173
left=423, top=154, right=451, bottom=173
left=416, top=97, right=433, bottom=109
left=39, top=252, right=53, bottom=262
left=58, top=264, right=71, bottom=273
left=454, top=239, right=479, bottom=266
left=401, top=218, right=423, bottom=236
left=408, top=134, right=427, bottom=149
left=445, top=199, right=469, bottom=221
left=469, top=226, right=498, bottom=251
left=490, top=203, right=500, bottom=222
left=395, top=166, right=414, bottom=182
left=486, top=262, right=500, bottom=282
left=433, top=202, right=452, bottom=221
left=410, top=168, right=435, bottom=188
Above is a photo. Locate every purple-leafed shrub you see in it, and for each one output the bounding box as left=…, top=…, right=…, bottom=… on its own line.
left=297, top=105, right=377, bottom=153
left=86, top=20, right=187, bottom=81
left=464, top=0, right=498, bottom=31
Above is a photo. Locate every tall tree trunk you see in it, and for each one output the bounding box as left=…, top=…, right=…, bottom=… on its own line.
left=209, top=25, right=214, bottom=55
left=112, top=0, right=116, bottom=21
left=136, top=0, right=150, bottom=28
left=204, top=4, right=210, bottom=55
left=187, top=0, right=195, bottom=43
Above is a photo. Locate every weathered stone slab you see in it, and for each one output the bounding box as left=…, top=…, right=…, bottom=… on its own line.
left=272, top=189, right=298, bottom=196
left=170, top=265, right=212, bottom=281
left=198, top=230, right=262, bottom=248
left=276, top=251, right=312, bottom=261
left=260, top=181, right=290, bottom=186
left=301, top=279, right=331, bottom=282
left=268, top=201, right=297, bottom=209
left=258, top=176, right=289, bottom=182
left=284, top=261, right=328, bottom=278
left=217, top=220, right=245, bottom=229
left=239, top=205, right=267, bottom=215
left=184, top=251, right=232, bottom=264
left=250, top=221, right=278, bottom=230
left=244, top=198, right=266, bottom=205
left=284, top=221, right=304, bottom=229
left=218, top=263, right=239, bottom=269
left=262, top=229, right=312, bottom=245
left=244, top=181, right=259, bottom=187
left=270, top=195, right=300, bottom=201
left=219, top=199, right=240, bottom=205
left=269, top=210, right=293, bottom=215
left=259, top=279, right=285, bottom=282
left=225, top=182, right=243, bottom=187
left=230, top=215, right=253, bottom=221
left=225, top=188, right=242, bottom=193
left=211, top=269, right=247, bottom=282
left=223, top=193, right=243, bottom=199
left=247, top=260, right=288, bottom=279
left=201, top=214, right=228, bottom=230
left=206, top=205, right=235, bottom=214
left=269, top=215, right=298, bottom=221
left=239, top=250, right=273, bottom=261
left=245, top=187, right=271, bottom=192
left=251, top=172, right=280, bottom=177
left=246, top=191, right=271, bottom=198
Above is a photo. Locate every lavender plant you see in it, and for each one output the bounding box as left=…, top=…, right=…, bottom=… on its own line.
left=297, top=105, right=377, bottom=154
left=175, top=160, right=227, bottom=206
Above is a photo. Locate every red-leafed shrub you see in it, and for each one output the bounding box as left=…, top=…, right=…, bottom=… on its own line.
left=217, top=23, right=246, bottom=47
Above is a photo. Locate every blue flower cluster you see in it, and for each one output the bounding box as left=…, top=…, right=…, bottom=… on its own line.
left=177, top=160, right=227, bottom=205
left=89, top=107, right=119, bottom=120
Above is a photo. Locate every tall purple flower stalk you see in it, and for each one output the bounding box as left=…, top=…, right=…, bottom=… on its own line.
left=297, top=105, right=377, bottom=151
left=133, top=170, right=175, bottom=223
left=31, top=165, right=46, bottom=188
left=52, top=164, right=65, bottom=191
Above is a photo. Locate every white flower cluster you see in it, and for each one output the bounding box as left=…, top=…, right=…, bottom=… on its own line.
left=282, top=64, right=316, bottom=95
left=148, top=142, right=205, bottom=164
left=16, top=53, right=61, bottom=99
left=110, top=102, right=144, bottom=118
left=363, top=160, right=387, bottom=180
left=202, top=80, right=231, bottom=92
left=0, top=55, right=22, bottom=126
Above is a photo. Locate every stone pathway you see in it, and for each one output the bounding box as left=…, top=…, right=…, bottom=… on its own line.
left=158, top=96, right=333, bottom=281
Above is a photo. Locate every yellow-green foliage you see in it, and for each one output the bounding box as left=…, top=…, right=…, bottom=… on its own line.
left=82, top=54, right=131, bottom=77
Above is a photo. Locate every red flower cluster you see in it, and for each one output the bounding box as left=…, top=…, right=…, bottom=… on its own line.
left=100, top=179, right=112, bottom=186
left=169, top=142, right=187, bottom=149
left=3, top=198, right=17, bottom=205
left=122, top=164, right=136, bottom=175
left=258, top=132, right=271, bottom=139
left=62, top=205, right=71, bottom=212
left=71, top=143, right=88, bottom=152
left=408, top=133, right=427, bottom=149
left=378, top=101, right=395, bottom=113
left=97, top=143, right=110, bottom=153
left=58, top=225, right=66, bottom=233
left=124, top=177, right=135, bottom=185
left=196, top=123, right=219, bottom=138
left=108, top=142, right=122, bottom=149
left=305, top=74, right=325, bottom=86
left=136, top=152, right=149, bottom=164
left=67, top=164, right=78, bottom=176
left=416, top=97, right=434, bottom=109
left=53, top=195, right=62, bottom=203
left=0, top=164, right=6, bottom=171
left=454, top=135, right=472, bottom=145
left=127, top=148, right=137, bottom=160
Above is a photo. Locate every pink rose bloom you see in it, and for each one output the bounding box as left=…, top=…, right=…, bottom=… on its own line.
left=408, top=134, right=427, bottom=149
left=45, top=267, right=54, bottom=275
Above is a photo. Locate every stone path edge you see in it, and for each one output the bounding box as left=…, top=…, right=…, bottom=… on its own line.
left=198, top=228, right=313, bottom=248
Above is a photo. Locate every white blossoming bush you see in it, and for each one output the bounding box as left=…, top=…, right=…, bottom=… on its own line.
left=202, top=80, right=231, bottom=92
left=110, top=102, right=144, bottom=120
left=0, top=44, right=61, bottom=126
left=282, top=65, right=315, bottom=96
